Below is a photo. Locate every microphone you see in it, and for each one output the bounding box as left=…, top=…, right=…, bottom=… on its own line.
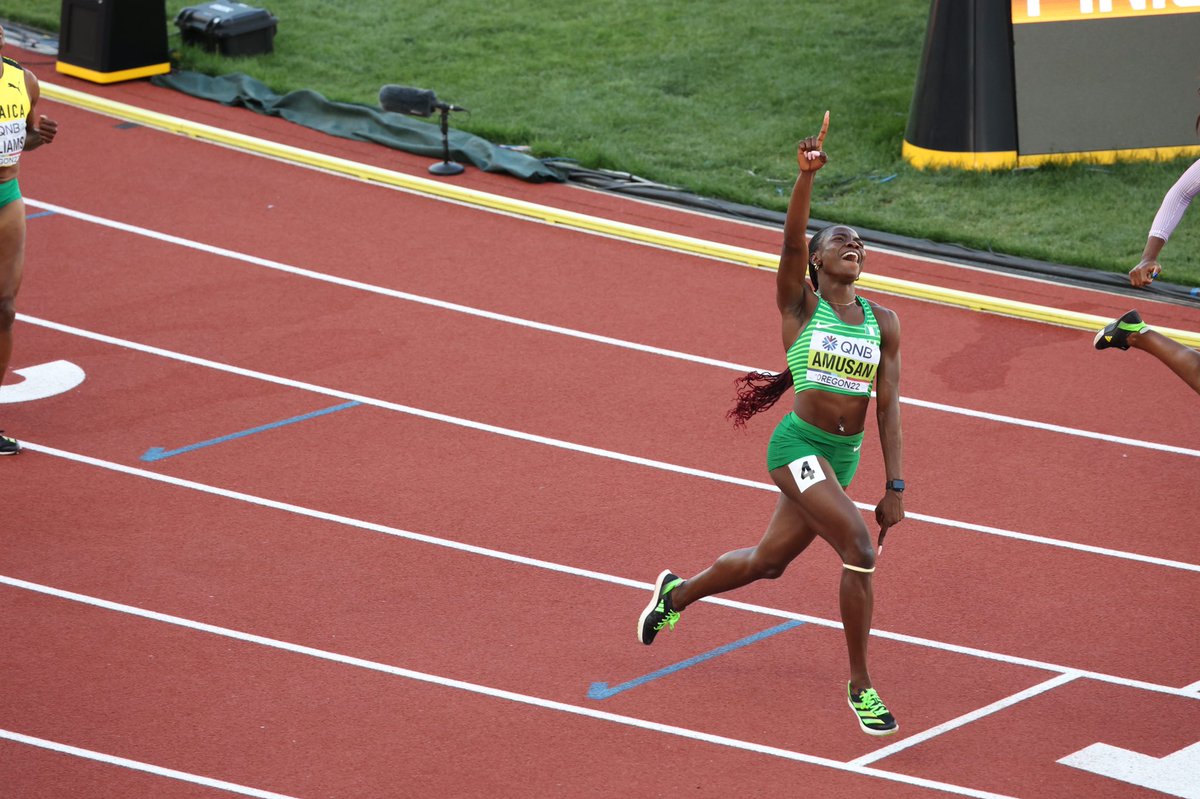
left=378, top=84, right=468, bottom=177
left=379, top=85, right=467, bottom=117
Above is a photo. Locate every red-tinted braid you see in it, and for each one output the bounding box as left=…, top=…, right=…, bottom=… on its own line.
left=726, top=368, right=794, bottom=428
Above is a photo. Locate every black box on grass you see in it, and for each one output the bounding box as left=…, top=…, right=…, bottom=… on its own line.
left=175, top=2, right=278, bottom=57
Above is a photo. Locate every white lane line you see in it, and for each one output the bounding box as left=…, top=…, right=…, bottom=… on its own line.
left=17, top=314, right=1200, bottom=574
left=905, top=511, right=1200, bottom=573
left=21, top=199, right=757, bottom=373
left=0, top=574, right=1017, bottom=799
left=898, top=396, right=1200, bottom=457
left=0, top=728, right=301, bottom=799
left=23, top=198, right=1200, bottom=459
left=848, top=673, right=1081, bottom=767
left=16, top=439, right=1200, bottom=698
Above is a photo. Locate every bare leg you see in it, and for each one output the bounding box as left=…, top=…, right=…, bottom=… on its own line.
left=839, top=565, right=873, bottom=691
left=674, top=457, right=877, bottom=690
left=0, top=198, right=27, bottom=391
left=671, top=493, right=818, bottom=611
left=1130, top=329, right=1200, bottom=394
left=759, top=465, right=877, bottom=691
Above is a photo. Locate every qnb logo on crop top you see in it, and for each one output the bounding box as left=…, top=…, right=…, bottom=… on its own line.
left=807, top=333, right=880, bottom=393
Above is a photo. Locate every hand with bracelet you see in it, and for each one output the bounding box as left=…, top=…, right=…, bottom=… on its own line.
left=877, top=478, right=905, bottom=553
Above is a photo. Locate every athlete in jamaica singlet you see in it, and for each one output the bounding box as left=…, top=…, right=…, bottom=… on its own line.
left=0, top=24, right=60, bottom=455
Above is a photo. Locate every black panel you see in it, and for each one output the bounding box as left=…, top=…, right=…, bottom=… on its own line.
left=59, top=0, right=168, bottom=72
left=1012, top=15, right=1200, bottom=154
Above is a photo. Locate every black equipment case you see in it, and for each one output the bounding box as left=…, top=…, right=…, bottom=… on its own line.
left=175, top=2, right=278, bottom=57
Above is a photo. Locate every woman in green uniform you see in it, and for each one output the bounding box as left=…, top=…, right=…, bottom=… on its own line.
left=637, top=112, right=906, bottom=736
left=0, top=23, right=59, bottom=454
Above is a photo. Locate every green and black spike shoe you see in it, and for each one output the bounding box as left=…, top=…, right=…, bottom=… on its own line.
left=1095, top=310, right=1148, bottom=351
left=637, top=569, right=684, bottom=645
left=848, top=682, right=899, bottom=736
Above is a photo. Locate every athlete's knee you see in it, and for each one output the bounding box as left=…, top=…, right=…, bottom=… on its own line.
left=842, top=557, right=876, bottom=575
left=1184, top=351, right=1200, bottom=382
left=839, top=525, right=876, bottom=573
left=0, top=296, right=14, bottom=331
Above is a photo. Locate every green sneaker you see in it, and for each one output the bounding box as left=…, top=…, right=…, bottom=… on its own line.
left=848, top=682, right=899, bottom=736
left=1094, top=309, right=1147, bottom=351
left=637, top=570, right=684, bottom=645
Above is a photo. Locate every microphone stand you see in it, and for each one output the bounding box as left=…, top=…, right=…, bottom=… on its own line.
left=428, top=105, right=464, bottom=176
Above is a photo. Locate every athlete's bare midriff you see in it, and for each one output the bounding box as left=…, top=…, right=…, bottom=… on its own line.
left=793, top=388, right=870, bottom=437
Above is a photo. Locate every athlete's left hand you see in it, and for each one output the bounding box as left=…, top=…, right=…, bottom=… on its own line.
left=874, top=492, right=904, bottom=544
left=35, top=115, right=57, bottom=145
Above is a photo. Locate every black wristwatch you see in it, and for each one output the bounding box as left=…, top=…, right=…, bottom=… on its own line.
left=885, top=479, right=905, bottom=493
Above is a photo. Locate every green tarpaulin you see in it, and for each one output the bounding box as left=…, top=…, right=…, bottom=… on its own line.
left=151, top=71, right=566, bottom=183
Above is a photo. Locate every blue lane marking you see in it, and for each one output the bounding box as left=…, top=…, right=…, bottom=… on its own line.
left=25, top=210, right=56, bottom=220
left=140, top=401, right=361, bottom=462
left=588, top=620, right=804, bottom=700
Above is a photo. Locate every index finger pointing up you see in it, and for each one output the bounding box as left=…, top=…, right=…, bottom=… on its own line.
left=816, top=110, right=829, bottom=148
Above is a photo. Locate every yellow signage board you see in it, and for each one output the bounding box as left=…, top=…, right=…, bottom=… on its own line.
left=1013, top=1, right=1200, bottom=24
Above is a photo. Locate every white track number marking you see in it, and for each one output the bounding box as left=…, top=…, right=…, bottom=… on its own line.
left=0, top=360, right=86, bottom=403
left=787, top=455, right=826, bottom=494
left=1059, top=740, right=1200, bottom=799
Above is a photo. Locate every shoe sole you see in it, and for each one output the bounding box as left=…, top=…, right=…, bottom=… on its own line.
left=847, top=696, right=899, bottom=736
left=637, top=569, right=674, bottom=645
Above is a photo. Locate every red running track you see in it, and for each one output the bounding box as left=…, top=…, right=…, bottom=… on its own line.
left=2, top=48, right=1199, bottom=799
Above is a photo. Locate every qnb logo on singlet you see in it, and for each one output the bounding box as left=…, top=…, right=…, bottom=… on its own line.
left=807, top=333, right=880, bottom=393
left=0, top=118, right=25, bottom=166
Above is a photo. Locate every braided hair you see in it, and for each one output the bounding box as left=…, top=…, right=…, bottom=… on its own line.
left=726, top=226, right=835, bottom=428
left=726, top=369, right=793, bottom=427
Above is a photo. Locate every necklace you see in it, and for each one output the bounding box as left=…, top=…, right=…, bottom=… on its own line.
left=819, top=293, right=858, bottom=307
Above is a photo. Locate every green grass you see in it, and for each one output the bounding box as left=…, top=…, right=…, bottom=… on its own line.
left=5, top=0, right=1200, bottom=286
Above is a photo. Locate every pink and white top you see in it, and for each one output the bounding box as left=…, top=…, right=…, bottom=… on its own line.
left=1149, top=158, right=1200, bottom=242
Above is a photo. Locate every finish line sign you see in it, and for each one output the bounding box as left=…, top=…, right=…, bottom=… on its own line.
left=1014, top=0, right=1200, bottom=24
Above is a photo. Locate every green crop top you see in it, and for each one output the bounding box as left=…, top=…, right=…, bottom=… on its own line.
left=785, top=296, right=882, bottom=397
